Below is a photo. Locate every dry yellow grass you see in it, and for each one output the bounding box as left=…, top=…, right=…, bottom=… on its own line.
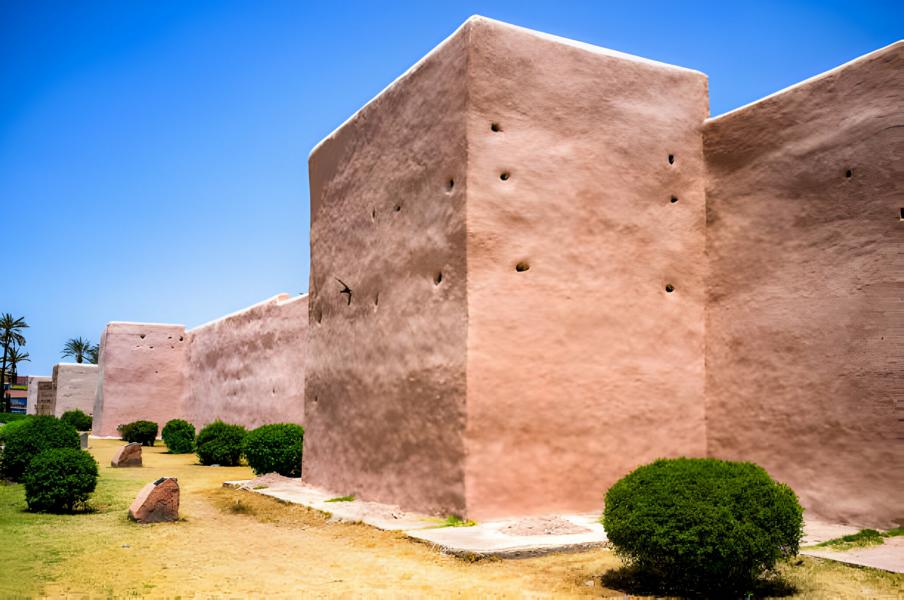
left=0, top=439, right=901, bottom=598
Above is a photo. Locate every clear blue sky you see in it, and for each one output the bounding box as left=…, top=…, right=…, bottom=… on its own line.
left=2, top=0, right=902, bottom=376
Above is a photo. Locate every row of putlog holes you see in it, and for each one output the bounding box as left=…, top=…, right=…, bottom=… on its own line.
left=327, top=123, right=689, bottom=324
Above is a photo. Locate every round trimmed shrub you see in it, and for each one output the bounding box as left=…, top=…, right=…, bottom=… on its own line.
left=162, top=419, right=196, bottom=454
left=603, top=458, right=803, bottom=594
left=117, top=420, right=158, bottom=446
left=0, top=416, right=80, bottom=481
left=196, top=420, right=246, bottom=466
left=23, top=448, right=98, bottom=512
left=243, top=423, right=304, bottom=477
left=60, top=409, right=93, bottom=432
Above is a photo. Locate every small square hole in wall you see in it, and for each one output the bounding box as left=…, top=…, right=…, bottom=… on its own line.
left=900, top=207, right=904, bottom=221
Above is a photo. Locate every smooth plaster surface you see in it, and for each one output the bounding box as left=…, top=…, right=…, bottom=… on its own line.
left=704, top=40, right=904, bottom=528
left=52, top=363, right=99, bottom=417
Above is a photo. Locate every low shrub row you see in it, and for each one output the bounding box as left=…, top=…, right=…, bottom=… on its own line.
left=196, top=421, right=247, bottom=466
left=0, top=416, right=80, bottom=481
left=195, top=420, right=304, bottom=477
left=0, top=414, right=98, bottom=512
left=161, top=419, right=195, bottom=453
left=242, top=423, right=304, bottom=477
left=118, top=420, right=158, bottom=446
left=23, top=448, right=98, bottom=512
left=119, top=418, right=304, bottom=477
left=60, top=409, right=92, bottom=432
left=0, top=412, right=29, bottom=424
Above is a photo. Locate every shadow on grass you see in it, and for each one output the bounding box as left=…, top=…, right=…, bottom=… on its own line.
left=23, top=503, right=98, bottom=515
left=601, top=564, right=798, bottom=599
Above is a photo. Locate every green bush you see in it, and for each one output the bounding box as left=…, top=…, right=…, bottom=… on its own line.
left=242, top=423, right=304, bottom=477
left=60, top=409, right=93, bottom=432
left=23, top=448, right=98, bottom=512
left=196, top=420, right=246, bottom=466
left=162, top=419, right=196, bottom=454
left=0, top=418, right=29, bottom=443
left=117, top=420, right=158, bottom=446
left=0, top=416, right=80, bottom=481
left=0, top=412, right=29, bottom=424
left=603, top=457, right=803, bottom=595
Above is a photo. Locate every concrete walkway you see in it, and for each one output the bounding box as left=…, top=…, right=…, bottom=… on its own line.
left=802, top=538, right=904, bottom=574
left=225, top=478, right=902, bottom=569
left=224, top=477, right=606, bottom=557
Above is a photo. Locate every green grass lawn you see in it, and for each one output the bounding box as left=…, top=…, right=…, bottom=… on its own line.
left=1, top=439, right=902, bottom=598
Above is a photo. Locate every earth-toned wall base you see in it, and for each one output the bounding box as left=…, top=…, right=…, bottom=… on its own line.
left=52, top=363, right=99, bottom=417
left=704, top=41, right=904, bottom=528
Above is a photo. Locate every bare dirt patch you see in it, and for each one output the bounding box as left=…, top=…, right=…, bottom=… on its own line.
left=501, top=516, right=591, bottom=536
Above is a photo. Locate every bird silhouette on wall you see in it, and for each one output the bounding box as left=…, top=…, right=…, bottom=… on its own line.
left=336, top=278, right=352, bottom=305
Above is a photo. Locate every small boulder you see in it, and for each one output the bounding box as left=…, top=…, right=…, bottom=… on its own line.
left=111, top=442, right=142, bottom=468
left=129, top=477, right=179, bottom=523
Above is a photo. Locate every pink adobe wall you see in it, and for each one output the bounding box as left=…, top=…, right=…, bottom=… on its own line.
left=305, top=17, right=707, bottom=519
left=463, top=19, right=708, bottom=520
left=92, top=322, right=189, bottom=437
left=704, top=41, right=904, bottom=528
left=91, top=294, right=307, bottom=436
left=304, top=25, right=469, bottom=516
left=307, top=16, right=901, bottom=525
left=186, top=293, right=307, bottom=429
left=52, top=363, right=99, bottom=417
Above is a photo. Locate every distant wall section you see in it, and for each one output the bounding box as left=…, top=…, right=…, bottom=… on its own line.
left=52, top=364, right=99, bottom=417
left=186, top=293, right=307, bottom=428
left=25, top=375, right=50, bottom=415
left=91, top=294, right=307, bottom=436
left=92, top=323, right=189, bottom=437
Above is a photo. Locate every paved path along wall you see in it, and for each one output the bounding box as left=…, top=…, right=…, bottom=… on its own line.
left=704, top=41, right=904, bottom=528
left=92, top=294, right=307, bottom=436
left=52, top=363, right=99, bottom=417
left=187, top=293, right=307, bottom=428
left=305, top=16, right=708, bottom=520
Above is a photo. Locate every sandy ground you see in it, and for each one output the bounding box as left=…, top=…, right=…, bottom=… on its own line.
left=0, top=439, right=902, bottom=598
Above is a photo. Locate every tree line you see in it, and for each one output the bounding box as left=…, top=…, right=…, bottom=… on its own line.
left=1, top=312, right=99, bottom=412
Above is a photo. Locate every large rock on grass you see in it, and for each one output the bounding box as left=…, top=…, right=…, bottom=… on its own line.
left=111, top=442, right=142, bottom=467
left=129, top=477, right=180, bottom=523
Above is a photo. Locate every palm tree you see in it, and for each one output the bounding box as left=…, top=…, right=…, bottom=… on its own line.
left=61, top=337, right=94, bottom=364
left=3, top=346, right=30, bottom=413
left=1, top=313, right=29, bottom=412
left=87, top=343, right=100, bottom=365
